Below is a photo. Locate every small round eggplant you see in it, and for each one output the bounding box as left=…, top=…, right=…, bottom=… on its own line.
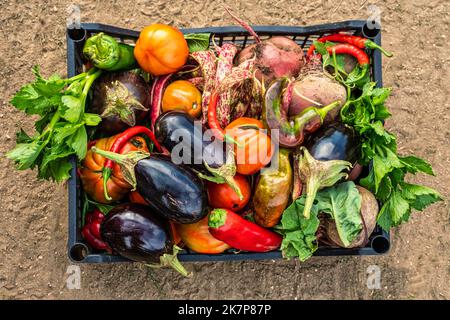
left=101, top=203, right=172, bottom=263
left=135, top=154, right=209, bottom=224
left=89, top=71, right=150, bottom=135
left=304, top=122, right=360, bottom=164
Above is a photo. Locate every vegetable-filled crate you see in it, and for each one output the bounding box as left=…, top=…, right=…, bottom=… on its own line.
left=66, top=20, right=392, bottom=264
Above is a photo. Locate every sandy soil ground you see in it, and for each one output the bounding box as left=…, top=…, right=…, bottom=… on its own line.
left=0, top=0, right=449, bottom=300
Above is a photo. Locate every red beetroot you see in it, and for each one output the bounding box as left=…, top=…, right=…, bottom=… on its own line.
left=237, top=36, right=305, bottom=84
left=225, top=7, right=305, bottom=85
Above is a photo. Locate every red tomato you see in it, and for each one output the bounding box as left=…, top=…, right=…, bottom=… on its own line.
left=206, top=174, right=251, bottom=211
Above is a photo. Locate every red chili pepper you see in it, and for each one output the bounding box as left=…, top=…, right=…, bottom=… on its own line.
left=307, top=34, right=392, bottom=58
left=208, top=209, right=282, bottom=252
left=207, top=91, right=240, bottom=145
left=87, top=140, right=97, bottom=150
left=207, top=91, right=225, bottom=140
left=81, top=209, right=110, bottom=251
left=102, top=126, right=161, bottom=200
left=326, top=43, right=369, bottom=66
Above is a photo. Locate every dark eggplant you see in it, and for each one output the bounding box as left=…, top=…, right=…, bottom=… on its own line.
left=135, top=154, right=208, bottom=223
left=304, top=122, right=360, bottom=164
left=154, top=111, right=225, bottom=169
left=154, top=111, right=243, bottom=199
left=101, top=203, right=188, bottom=275
left=89, top=71, right=150, bottom=135
left=90, top=146, right=209, bottom=224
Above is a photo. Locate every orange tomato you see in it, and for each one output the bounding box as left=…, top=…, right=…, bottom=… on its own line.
left=162, top=80, right=202, bottom=118
left=225, top=118, right=274, bottom=175
left=134, top=24, right=189, bottom=76
left=80, top=135, right=149, bottom=204
left=175, top=214, right=230, bottom=254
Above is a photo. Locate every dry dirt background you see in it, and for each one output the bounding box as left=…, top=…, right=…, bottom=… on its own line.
left=0, top=0, right=449, bottom=300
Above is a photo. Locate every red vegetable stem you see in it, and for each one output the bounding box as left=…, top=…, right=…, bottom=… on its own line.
left=327, top=43, right=369, bottom=66
left=307, top=34, right=392, bottom=57
left=224, top=6, right=261, bottom=43
left=208, top=209, right=282, bottom=252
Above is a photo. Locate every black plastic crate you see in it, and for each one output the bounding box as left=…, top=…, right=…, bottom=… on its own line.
left=67, top=21, right=390, bottom=263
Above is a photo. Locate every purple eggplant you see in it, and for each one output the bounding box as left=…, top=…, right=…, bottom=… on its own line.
left=101, top=203, right=188, bottom=275
left=154, top=111, right=244, bottom=199
left=89, top=71, right=150, bottom=135
left=135, top=154, right=208, bottom=223
left=304, top=122, right=360, bottom=164
left=90, top=146, right=208, bottom=224
left=154, top=111, right=226, bottom=169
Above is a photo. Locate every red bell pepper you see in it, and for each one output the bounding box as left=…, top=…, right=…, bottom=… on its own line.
left=81, top=209, right=110, bottom=251
left=208, top=209, right=282, bottom=252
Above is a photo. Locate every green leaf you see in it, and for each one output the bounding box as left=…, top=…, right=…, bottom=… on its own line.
left=38, top=158, right=72, bottom=182
left=372, top=147, right=403, bottom=192
left=67, top=126, right=87, bottom=159
left=315, top=182, right=362, bottom=247
left=400, top=183, right=442, bottom=211
left=313, top=41, right=328, bottom=56
left=377, top=175, right=393, bottom=202
left=360, top=168, right=375, bottom=191
left=184, top=33, right=210, bottom=52
left=345, top=65, right=365, bottom=86
left=40, top=143, right=74, bottom=172
left=389, top=168, right=406, bottom=187
left=371, top=87, right=391, bottom=105
left=53, top=123, right=83, bottom=144
left=60, top=95, right=82, bottom=123
left=11, top=85, right=59, bottom=116
left=6, top=141, right=45, bottom=170
left=66, top=80, right=83, bottom=96
left=374, top=103, right=392, bottom=120
left=377, top=190, right=411, bottom=229
left=376, top=202, right=393, bottom=231
left=399, top=156, right=434, bottom=176
left=84, top=113, right=102, bottom=126
left=10, top=85, right=39, bottom=109
left=94, top=203, right=114, bottom=215
left=278, top=195, right=320, bottom=261
left=7, top=65, right=99, bottom=182
left=34, top=112, right=54, bottom=134
left=369, top=121, right=386, bottom=136
left=16, top=129, right=32, bottom=144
